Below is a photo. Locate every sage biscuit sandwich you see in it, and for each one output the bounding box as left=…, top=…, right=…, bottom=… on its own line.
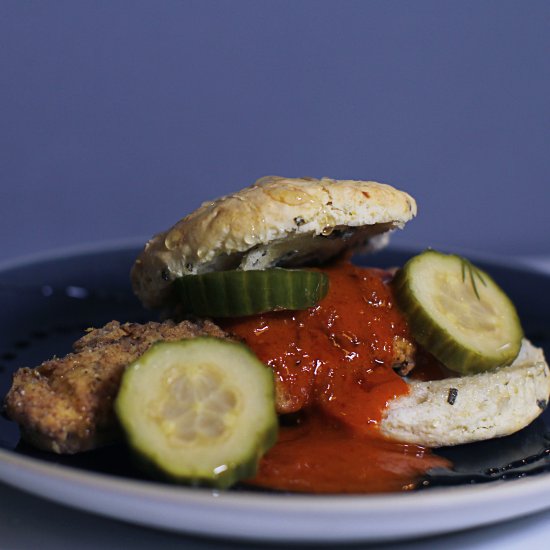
left=131, top=175, right=550, bottom=451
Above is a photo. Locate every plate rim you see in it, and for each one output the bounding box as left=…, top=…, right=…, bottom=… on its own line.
left=0, top=237, right=543, bottom=276
left=0, top=237, right=149, bottom=274
left=1, top=445, right=550, bottom=542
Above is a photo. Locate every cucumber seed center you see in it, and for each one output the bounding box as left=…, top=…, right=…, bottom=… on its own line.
left=152, top=364, right=240, bottom=446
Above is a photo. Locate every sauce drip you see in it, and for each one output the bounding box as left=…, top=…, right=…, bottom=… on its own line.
left=251, top=415, right=445, bottom=493
left=221, top=261, right=450, bottom=493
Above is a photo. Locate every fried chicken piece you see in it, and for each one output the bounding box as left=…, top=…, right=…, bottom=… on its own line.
left=391, top=335, right=416, bottom=377
left=272, top=335, right=417, bottom=414
left=4, top=319, right=227, bottom=454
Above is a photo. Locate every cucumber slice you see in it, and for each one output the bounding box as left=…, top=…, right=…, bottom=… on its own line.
left=393, top=250, right=523, bottom=374
left=115, top=337, right=278, bottom=489
left=175, top=268, right=329, bottom=317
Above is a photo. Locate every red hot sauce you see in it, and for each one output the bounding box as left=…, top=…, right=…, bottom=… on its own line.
left=220, top=261, right=450, bottom=493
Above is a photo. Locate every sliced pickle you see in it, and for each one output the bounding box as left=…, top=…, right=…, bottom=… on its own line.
left=175, top=268, right=329, bottom=317
left=393, top=250, right=523, bottom=374
left=115, top=337, right=278, bottom=489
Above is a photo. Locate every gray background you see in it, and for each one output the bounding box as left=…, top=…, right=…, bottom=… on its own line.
left=1, top=0, right=549, bottom=262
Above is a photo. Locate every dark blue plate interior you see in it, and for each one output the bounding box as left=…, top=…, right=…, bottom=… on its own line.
left=1, top=246, right=549, bottom=489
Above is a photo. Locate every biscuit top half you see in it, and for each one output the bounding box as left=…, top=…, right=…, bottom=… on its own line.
left=131, top=176, right=417, bottom=309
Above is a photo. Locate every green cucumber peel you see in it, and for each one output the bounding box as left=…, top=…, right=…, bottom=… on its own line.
left=175, top=268, right=329, bottom=317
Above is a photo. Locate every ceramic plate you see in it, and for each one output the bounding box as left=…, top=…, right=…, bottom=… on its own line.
left=1, top=242, right=549, bottom=543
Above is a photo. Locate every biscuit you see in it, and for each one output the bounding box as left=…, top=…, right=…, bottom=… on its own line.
left=131, top=176, right=417, bottom=308
left=380, top=339, right=550, bottom=446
